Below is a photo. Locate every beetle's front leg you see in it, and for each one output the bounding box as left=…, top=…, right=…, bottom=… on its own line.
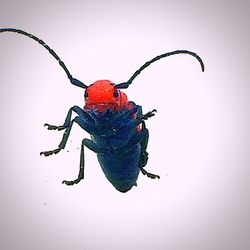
left=139, top=109, right=157, bottom=120
left=40, top=114, right=97, bottom=156
left=40, top=109, right=96, bottom=156
left=44, top=105, right=92, bottom=131
left=40, top=118, right=75, bottom=156
left=43, top=107, right=74, bottom=131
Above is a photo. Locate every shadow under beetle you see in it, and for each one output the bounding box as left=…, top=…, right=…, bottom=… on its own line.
left=0, top=28, right=204, bottom=192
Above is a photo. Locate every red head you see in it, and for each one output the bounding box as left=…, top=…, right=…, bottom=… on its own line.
left=84, top=80, right=128, bottom=112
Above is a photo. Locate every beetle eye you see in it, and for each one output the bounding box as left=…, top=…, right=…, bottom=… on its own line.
left=113, top=89, right=119, bottom=98
left=84, top=91, right=88, bottom=98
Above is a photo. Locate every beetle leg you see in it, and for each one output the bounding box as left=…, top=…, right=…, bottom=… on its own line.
left=40, top=117, right=75, bottom=156
left=110, top=105, right=139, bottom=126
left=140, top=168, right=160, bottom=179
left=41, top=109, right=97, bottom=156
left=139, top=109, right=157, bottom=120
left=139, top=121, right=148, bottom=167
left=119, top=119, right=160, bottom=179
left=44, top=105, right=94, bottom=131
left=138, top=112, right=160, bottom=179
left=62, top=138, right=105, bottom=185
left=118, top=107, right=157, bottom=135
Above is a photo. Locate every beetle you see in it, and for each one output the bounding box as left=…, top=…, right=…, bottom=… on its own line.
left=0, top=28, right=204, bottom=192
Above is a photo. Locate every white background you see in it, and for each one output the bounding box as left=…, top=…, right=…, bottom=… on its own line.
left=0, top=0, right=249, bottom=249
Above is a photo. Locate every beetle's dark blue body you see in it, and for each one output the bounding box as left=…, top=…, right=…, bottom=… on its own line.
left=0, top=28, right=204, bottom=192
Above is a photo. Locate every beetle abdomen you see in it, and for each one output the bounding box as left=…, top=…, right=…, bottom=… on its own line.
left=97, top=144, right=141, bottom=192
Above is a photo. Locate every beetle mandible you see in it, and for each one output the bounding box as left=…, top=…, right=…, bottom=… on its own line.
left=0, top=28, right=204, bottom=192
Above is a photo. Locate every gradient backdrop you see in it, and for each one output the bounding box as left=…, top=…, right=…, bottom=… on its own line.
left=0, top=0, right=249, bottom=249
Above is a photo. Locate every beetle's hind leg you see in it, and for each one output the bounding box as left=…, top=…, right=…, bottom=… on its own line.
left=139, top=121, right=160, bottom=179
left=62, top=138, right=87, bottom=185
left=62, top=139, right=104, bottom=185
left=140, top=168, right=160, bottom=179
